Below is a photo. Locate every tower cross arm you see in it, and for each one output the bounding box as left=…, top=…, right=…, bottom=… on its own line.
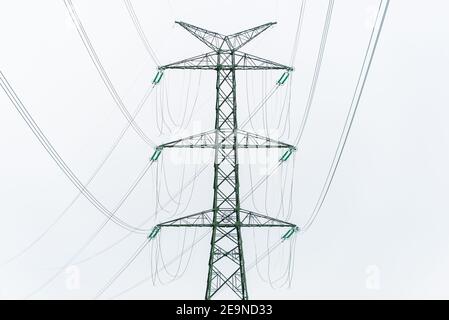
left=157, top=129, right=296, bottom=150
left=156, top=209, right=298, bottom=229
left=159, top=52, right=219, bottom=70
left=233, top=52, right=293, bottom=71
left=159, top=51, right=292, bottom=71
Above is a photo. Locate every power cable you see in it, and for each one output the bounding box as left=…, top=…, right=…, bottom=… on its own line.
left=105, top=230, right=211, bottom=299
left=59, top=163, right=209, bottom=267
left=299, top=0, right=390, bottom=232
left=123, top=0, right=161, bottom=66
left=96, top=237, right=151, bottom=299
left=0, top=71, right=149, bottom=234
left=63, top=0, right=156, bottom=147
left=0, top=84, right=155, bottom=267
left=293, top=0, right=334, bottom=147
left=25, top=159, right=155, bottom=298
left=290, top=0, right=307, bottom=66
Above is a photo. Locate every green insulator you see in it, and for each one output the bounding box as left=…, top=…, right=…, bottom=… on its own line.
left=282, top=226, right=299, bottom=240
left=148, top=226, right=161, bottom=239
left=150, top=148, right=162, bottom=161
left=152, top=71, right=164, bottom=85
left=280, top=149, right=294, bottom=162
left=277, top=72, right=290, bottom=85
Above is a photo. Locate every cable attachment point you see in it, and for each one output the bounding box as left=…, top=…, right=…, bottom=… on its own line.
left=280, top=148, right=295, bottom=162
left=277, top=71, right=290, bottom=85
left=148, top=226, right=161, bottom=240
left=282, top=226, right=299, bottom=241
left=150, top=147, right=163, bottom=161
left=152, top=70, right=164, bottom=85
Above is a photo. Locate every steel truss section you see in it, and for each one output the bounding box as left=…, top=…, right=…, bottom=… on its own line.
left=158, top=209, right=297, bottom=228
left=175, top=21, right=277, bottom=52
left=158, top=129, right=297, bottom=150
left=159, top=51, right=293, bottom=71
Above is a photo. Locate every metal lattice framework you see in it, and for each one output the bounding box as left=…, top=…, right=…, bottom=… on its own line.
left=154, top=21, right=297, bottom=300
left=159, top=129, right=295, bottom=149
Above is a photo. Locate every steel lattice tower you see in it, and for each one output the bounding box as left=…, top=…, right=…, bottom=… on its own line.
left=151, top=21, right=298, bottom=300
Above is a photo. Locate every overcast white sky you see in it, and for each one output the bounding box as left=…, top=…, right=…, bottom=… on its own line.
left=1, top=0, right=449, bottom=300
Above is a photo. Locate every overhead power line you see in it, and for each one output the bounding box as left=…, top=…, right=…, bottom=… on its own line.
left=123, top=0, right=161, bottom=66
left=0, top=84, right=156, bottom=267
left=293, top=0, right=334, bottom=147
left=290, top=0, right=307, bottom=66
left=0, top=71, right=151, bottom=234
left=300, top=0, right=390, bottom=233
left=25, top=157, right=155, bottom=298
left=106, top=230, right=212, bottom=300
left=96, top=237, right=151, bottom=299
left=63, top=0, right=156, bottom=147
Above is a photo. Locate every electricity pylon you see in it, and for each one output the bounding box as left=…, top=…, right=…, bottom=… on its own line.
left=151, top=21, right=298, bottom=300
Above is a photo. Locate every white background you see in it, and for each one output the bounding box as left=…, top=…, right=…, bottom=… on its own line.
left=0, top=0, right=449, bottom=299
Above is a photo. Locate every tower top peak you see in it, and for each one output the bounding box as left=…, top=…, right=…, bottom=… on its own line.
left=175, top=21, right=276, bottom=52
